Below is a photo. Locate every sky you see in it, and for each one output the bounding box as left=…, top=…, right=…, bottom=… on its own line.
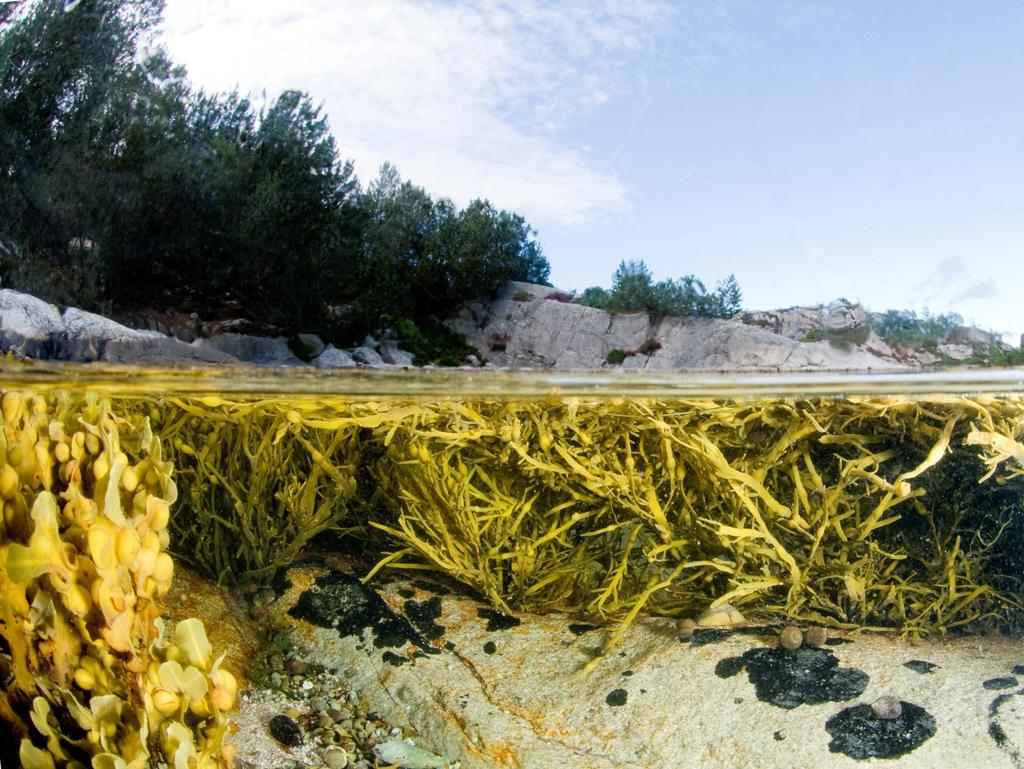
left=159, top=1, right=1024, bottom=342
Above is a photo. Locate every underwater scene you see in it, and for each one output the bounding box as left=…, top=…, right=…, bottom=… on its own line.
left=2, top=366, right=1024, bottom=769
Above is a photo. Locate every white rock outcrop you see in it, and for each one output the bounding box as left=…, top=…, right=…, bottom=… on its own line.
left=0, top=289, right=63, bottom=358
left=447, top=283, right=905, bottom=370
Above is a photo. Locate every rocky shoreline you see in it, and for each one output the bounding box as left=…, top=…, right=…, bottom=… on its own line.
left=2, top=283, right=1014, bottom=370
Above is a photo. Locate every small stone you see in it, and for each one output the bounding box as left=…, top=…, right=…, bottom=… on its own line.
left=310, top=697, right=328, bottom=713
left=676, top=618, right=697, bottom=640
left=871, top=695, right=903, bottom=720
left=803, top=626, right=828, bottom=647
left=284, top=707, right=302, bottom=721
left=268, top=653, right=285, bottom=672
left=302, top=679, right=315, bottom=691
left=318, top=714, right=335, bottom=730
left=779, top=625, right=803, bottom=650
left=697, top=603, right=745, bottom=627
left=328, top=708, right=346, bottom=723
left=322, top=747, right=349, bottom=769
left=286, top=658, right=308, bottom=676
left=269, top=714, right=303, bottom=747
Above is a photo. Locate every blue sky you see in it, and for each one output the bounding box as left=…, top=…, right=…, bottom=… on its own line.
left=160, top=1, right=1024, bottom=341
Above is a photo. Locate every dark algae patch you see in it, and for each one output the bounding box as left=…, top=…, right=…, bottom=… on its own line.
left=289, top=570, right=440, bottom=653
left=689, top=628, right=731, bottom=646
left=826, top=702, right=936, bottom=759
left=904, top=659, right=938, bottom=674
left=404, top=596, right=445, bottom=639
left=732, top=645, right=868, bottom=709
left=715, top=656, right=745, bottom=679
left=984, top=676, right=1020, bottom=690
left=988, top=688, right=1024, bottom=768
left=382, top=651, right=408, bottom=666
left=606, top=688, right=628, bottom=707
left=478, top=607, right=521, bottom=631
left=568, top=623, right=599, bottom=636
left=483, top=641, right=497, bottom=655
left=1013, top=664, right=1024, bottom=676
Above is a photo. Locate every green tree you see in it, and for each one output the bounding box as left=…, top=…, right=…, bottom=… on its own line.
left=579, top=260, right=743, bottom=319
left=0, top=0, right=166, bottom=300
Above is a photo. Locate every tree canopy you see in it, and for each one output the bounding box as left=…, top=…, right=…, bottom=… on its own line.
left=0, top=0, right=549, bottom=343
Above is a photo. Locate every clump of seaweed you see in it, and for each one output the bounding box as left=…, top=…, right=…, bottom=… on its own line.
left=92, top=391, right=1024, bottom=668
left=152, top=396, right=373, bottom=583
left=0, top=389, right=235, bottom=769
left=360, top=395, right=1024, bottom=661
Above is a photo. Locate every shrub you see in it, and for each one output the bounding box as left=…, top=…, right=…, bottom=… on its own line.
left=396, top=319, right=477, bottom=366
left=606, top=349, right=627, bottom=365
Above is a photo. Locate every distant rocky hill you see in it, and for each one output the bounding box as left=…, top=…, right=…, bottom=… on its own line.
left=1, top=284, right=1017, bottom=370
left=445, top=282, right=1016, bottom=370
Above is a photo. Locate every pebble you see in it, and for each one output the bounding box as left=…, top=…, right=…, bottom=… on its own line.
left=871, top=695, right=903, bottom=720
left=302, top=679, right=314, bottom=691
left=269, top=714, right=303, bottom=747
left=310, top=696, right=328, bottom=713
left=287, top=658, right=308, bottom=676
left=322, top=747, right=349, bottom=769
left=318, top=714, right=335, bottom=730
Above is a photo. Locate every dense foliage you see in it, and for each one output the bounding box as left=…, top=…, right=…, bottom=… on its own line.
left=0, top=0, right=549, bottom=342
left=868, top=309, right=965, bottom=350
left=579, top=260, right=742, bottom=318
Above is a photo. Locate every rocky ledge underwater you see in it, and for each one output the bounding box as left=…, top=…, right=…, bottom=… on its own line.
left=167, top=556, right=1024, bottom=769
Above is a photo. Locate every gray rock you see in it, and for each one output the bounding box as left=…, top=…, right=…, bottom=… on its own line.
left=57, top=306, right=237, bottom=364
left=195, top=333, right=305, bottom=366
left=0, top=289, right=63, bottom=358
left=379, top=339, right=414, bottom=366
left=295, top=333, right=326, bottom=360
left=741, top=306, right=824, bottom=341
left=59, top=307, right=164, bottom=361
left=945, top=325, right=998, bottom=346
left=825, top=300, right=868, bottom=331
left=447, top=282, right=905, bottom=371
left=314, top=345, right=356, bottom=368
left=265, top=562, right=1021, bottom=769
left=100, top=336, right=237, bottom=365
left=350, top=346, right=383, bottom=366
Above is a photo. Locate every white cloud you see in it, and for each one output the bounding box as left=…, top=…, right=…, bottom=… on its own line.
left=159, top=0, right=672, bottom=225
